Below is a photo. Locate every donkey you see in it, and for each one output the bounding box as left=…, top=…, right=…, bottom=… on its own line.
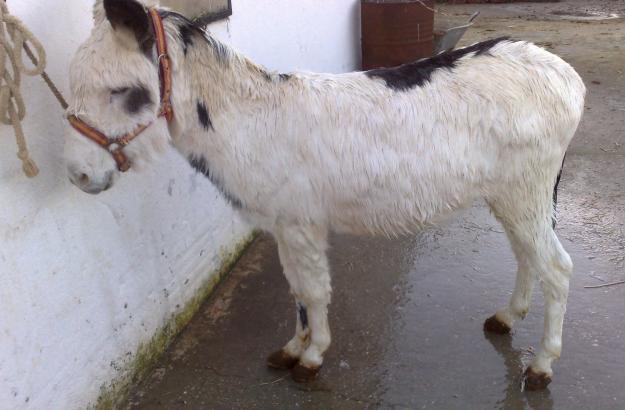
left=64, top=0, right=585, bottom=389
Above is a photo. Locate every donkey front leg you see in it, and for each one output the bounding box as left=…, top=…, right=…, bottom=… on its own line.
left=267, top=225, right=332, bottom=382
left=267, top=239, right=311, bottom=370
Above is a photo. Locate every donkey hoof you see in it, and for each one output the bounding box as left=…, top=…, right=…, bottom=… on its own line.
left=267, top=350, right=299, bottom=370
left=484, top=315, right=511, bottom=334
left=291, top=363, right=321, bottom=383
left=523, top=367, right=552, bottom=391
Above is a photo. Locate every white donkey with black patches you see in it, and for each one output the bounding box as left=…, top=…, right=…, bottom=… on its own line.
left=64, top=0, right=585, bottom=389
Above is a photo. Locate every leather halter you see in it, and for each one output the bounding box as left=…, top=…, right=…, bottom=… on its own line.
left=67, top=8, right=173, bottom=172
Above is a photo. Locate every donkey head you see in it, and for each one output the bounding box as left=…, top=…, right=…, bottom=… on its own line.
left=65, top=0, right=170, bottom=194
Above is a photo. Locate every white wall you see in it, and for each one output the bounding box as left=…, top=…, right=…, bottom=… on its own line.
left=0, top=0, right=360, bottom=409
left=158, top=0, right=231, bottom=20
left=210, top=0, right=361, bottom=74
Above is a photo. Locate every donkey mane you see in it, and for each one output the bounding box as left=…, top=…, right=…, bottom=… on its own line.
left=160, top=11, right=231, bottom=63
left=160, top=10, right=290, bottom=83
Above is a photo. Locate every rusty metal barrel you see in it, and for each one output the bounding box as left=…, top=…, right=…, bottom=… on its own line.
left=361, top=0, right=435, bottom=70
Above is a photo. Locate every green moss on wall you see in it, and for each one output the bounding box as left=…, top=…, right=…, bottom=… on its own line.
left=93, top=232, right=257, bottom=410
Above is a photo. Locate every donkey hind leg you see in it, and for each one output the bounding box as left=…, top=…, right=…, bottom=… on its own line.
left=486, top=194, right=573, bottom=390
left=269, top=225, right=332, bottom=383
left=484, top=221, right=536, bottom=335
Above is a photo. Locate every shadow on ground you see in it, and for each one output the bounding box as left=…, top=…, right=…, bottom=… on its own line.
left=125, top=2, right=625, bottom=409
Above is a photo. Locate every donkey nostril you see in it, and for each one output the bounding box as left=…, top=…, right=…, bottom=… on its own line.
left=78, top=173, right=90, bottom=186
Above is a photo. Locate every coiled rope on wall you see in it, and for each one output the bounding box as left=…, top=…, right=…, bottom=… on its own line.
left=0, top=1, right=67, bottom=178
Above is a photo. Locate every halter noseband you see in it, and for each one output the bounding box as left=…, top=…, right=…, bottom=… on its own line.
left=67, top=8, right=173, bottom=172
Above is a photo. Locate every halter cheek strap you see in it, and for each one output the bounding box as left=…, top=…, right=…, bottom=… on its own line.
left=67, top=8, right=173, bottom=172
left=150, top=8, right=173, bottom=122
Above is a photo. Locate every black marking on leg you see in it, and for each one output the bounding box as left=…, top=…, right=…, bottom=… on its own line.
left=188, top=155, right=242, bottom=209
left=298, top=303, right=309, bottom=330
left=365, top=37, right=511, bottom=91
left=123, top=86, right=153, bottom=114
left=196, top=101, right=214, bottom=131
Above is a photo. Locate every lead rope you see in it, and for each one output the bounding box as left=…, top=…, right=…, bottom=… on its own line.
left=0, top=1, right=68, bottom=178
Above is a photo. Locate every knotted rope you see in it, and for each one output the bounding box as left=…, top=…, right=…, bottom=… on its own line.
left=0, top=1, right=46, bottom=177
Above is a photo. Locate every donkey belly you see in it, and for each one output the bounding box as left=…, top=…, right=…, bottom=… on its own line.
left=328, top=180, right=479, bottom=235
left=322, top=147, right=491, bottom=236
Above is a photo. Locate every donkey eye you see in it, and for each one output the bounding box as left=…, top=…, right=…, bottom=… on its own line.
left=111, top=87, right=129, bottom=95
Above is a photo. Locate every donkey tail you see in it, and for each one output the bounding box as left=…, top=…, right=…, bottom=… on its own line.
left=552, top=154, right=567, bottom=228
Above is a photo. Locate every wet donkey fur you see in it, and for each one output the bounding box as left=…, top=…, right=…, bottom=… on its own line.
left=65, top=0, right=586, bottom=388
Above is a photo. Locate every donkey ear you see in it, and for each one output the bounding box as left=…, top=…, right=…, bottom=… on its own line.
left=93, top=1, right=105, bottom=24
left=103, top=0, right=154, bottom=52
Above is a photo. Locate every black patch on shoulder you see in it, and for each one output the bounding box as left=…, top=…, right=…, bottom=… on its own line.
left=279, top=73, right=292, bottom=81
left=365, top=37, right=511, bottom=91
left=297, top=303, right=309, bottom=330
left=196, top=101, right=214, bottom=131
left=125, top=86, right=153, bottom=114
left=188, top=156, right=242, bottom=209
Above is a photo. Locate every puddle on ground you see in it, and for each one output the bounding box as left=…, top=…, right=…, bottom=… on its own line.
left=375, top=204, right=625, bottom=409
left=550, top=10, right=621, bottom=21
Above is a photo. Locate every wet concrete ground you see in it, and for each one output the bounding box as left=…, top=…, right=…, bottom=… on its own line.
left=126, top=2, right=625, bottom=409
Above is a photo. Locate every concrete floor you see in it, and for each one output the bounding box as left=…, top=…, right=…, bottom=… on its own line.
left=126, top=2, right=625, bottom=409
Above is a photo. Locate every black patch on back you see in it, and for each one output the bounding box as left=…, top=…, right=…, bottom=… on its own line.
left=196, top=101, right=214, bottom=131
left=279, top=73, right=292, bottom=81
left=365, top=37, right=511, bottom=91
left=188, top=156, right=242, bottom=209
left=298, top=303, right=309, bottom=330
left=125, top=86, right=153, bottom=114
